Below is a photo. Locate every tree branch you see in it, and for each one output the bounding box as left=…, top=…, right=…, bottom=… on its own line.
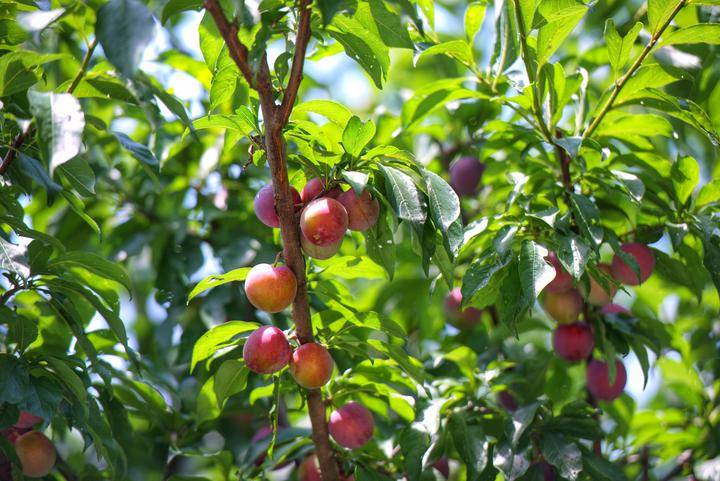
left=0, top=38, right=98, bottom=176
left=581, top=0, right=687, bottom=140
left=202, top=2, right=338, bottom=480
left=277, top=0, right=312, bottom=126
left=201, top=0, right=256, bottom=86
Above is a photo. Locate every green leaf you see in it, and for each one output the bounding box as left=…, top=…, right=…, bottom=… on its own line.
left=519, top=241, right=555, bottom=302
left=342, top=116, right=376, bottom=157
left=57, top=157, right=95, bottom=196
left=378, top=165, right=427, bottom=227
left=461, top=252, right=512, bottom=308
left=536, top=0, right=588, bottom=66
left=569, top=193, right=603, bottom=245
left=329, top=14, right=390, bottom=89
left=292, top=99, right=353, bottom=127
left=658, top=24, right=720, bottom=47
left=555, top=235, right=590, bottom=280
left=113, top=132, right=159, bottom=170
left=192, top=114, right=255, bottom=136
left=582, top=450, right=628, bottom=481
left=647, top=0, right=681, bottom=34
left=213, top=360, right=249, bottom=408
left=540, top=433, right=582, bottom=481
left=671, top=156, right=699, bottom=205
left=191, top=321, right=258, bottom=371
left=416, top=40, right=475, bottom=69
left=357, top=0, right=413, bottom=49
left=48, top=251, right=131, bottom=293
left=96, top=0, right=157, bottom=77
left=510, top=403, right=538, bottom=446
left=604, top=20, right=642, bottom=78
left=423, top=169, right=460, bottom=232
left=341, top=171, right=370, bottom=194
left=465, top=2, right=488, bottom=42
left=161, top=0, right=202, bottom=24
left=492, top=442, right=530, bottom=481
left=699, top=221, right=720, bottom=296
left=697, top=179, right=720, bottom=207
left=45, top=356, right=87, bottom=403
left=401, top=78, right=488, bottom=128
left=28, top=90, right=85, bottom=174
left=449, top=412, right=488, bottom=481
left=15, top=153, right=62, bottom=196
left=0, top=354, right=30, bottom=405
left=188, top=267, right=252, bottom=302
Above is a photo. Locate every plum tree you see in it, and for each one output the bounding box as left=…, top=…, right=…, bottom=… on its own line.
left=552, top=322, right=594, bottom=362
left=541, top=289, right=584, bottom=323
left=243, top=326, right=292, bottom=374
left=449, top=156, right=485, bottom=196
left=585, top=264, right=617, bottom=306
left=253, top=184, right=301, bottom=228
left=336, top=189, right=380, bottom=231
left=300, top=198, right=349, bottom=247
left=14, top=412, right=42, bottom=430
left=289, top=342, right=334, bottom=389
left=444, top=287, right=482, bottom=329
left=611, top=243, right=655, bottom=285
left=301, top=233, right=342, bottom=260
left=544, top=252, right=574, bottom=293
left=586, top=359, right=627, bottom=401
left=328, top=402, right=374, bottom=449
left=14, top=431, right=56, bottom=478
left=244, top=263, right=297, bottom=313
left=301, top=178, right=342, bottom=203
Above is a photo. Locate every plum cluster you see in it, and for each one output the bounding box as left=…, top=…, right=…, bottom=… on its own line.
left=542, top=243, right=655, bottom=401
left=243, top=177, right=381, bottom=471
left=1, top=411, right=56, bottom=477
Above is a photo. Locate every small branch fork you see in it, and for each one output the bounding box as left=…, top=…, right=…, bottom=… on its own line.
left=201, top=1, right=340, bottom=480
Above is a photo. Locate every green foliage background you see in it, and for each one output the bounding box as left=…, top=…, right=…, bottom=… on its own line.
left=1, top=0, right=719, bottom=480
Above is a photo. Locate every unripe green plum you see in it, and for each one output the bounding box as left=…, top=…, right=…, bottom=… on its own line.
left=15, top=431, right=56, bottom=478
left=544, top=252, right=573, bottom=293
left=14, top=412, right=42, bottom=429
left=336, top=189, right=380, bottom=232
left=611, top=243, right=655, bottom=285
left=552, top=322, right=594, bottom=362
left=301, top=233, right=342, bottom=260
left=444, top=287, right=483, bottom=329
left=289, top=342, right=334, bottom=389
left=253, top=184, right=302, bottom=228
left=244, top=263, right=297, bottom=313
left=300, top=198, right=348, bottom=247
left=243, top=326, right=291, bottom=374
left=586, top=359, right=627, bottom=401
left=329, top=402, right=374, bottom=449
left=449, top=156, right=485, bottom=196
left=542, top=289, right=584, bottom=323
left=585, top=264, right=617, bottom=306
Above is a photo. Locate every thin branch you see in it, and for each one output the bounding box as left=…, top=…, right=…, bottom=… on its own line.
left=509, top=0, right=554, bottom=143
left=0, top=37, right=99, bottom=175
left=202, top=0, right=255, bottom=86
left=581, top=0, right=687, bottom=140
left=277, top=0, right=312, bottom=126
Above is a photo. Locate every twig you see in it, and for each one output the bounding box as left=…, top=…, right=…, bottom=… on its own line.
left=0, top=38, right=99, bottom=175
left=277, top=0, right=312, bottom=126
left=582, top=0, right=687, bottom=140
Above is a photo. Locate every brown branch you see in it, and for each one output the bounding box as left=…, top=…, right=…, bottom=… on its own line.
left=277, top=0, right=312, bottom=126
left=0, top=38, right=98, bottom=176
left=202, top=2, right=338, bottom=480
left=201, top=0, right=255, bottom=86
